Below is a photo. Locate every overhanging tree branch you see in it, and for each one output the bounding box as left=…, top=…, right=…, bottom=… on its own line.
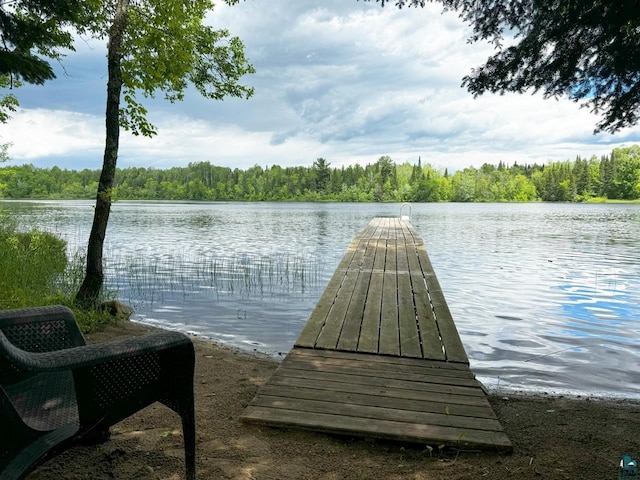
left=364, top=0, right=640, bottom=134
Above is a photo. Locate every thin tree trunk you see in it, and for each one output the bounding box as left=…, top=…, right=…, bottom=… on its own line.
left=75, top=0, right=129, bottom=307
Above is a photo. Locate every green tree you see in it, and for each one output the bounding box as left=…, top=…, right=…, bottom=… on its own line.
left=533, top=162, right=573, bottom=201
left=409, top=157, right=424, bottom=184
left=572, top=156, right=592, bottom=200
left=506, top=174, right=537, bottom=202
left=311, top=158, right=331, bottom=193
left=451, top=168, right=476, bottom=202
left=369, top=0, right=640, bottom=133
left=411, top=176, right=451, bottom=202
left=375, top=156, right=396, bottom=186
left=612, top=146, right=640, bottom=200
left=75, top=0, right=254, bottom=306
left=599, top=154, right=617, bottom=199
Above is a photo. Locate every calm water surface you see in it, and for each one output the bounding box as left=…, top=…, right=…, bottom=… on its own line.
left=3, top=200, right=639, bottom=398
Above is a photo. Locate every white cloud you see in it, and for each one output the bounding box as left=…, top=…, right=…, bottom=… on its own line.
left=3, top=109, right=103, bottom=160
left=3, top=0, right=640, bottom=172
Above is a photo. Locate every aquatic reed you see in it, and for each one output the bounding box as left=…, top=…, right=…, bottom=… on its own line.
left=103, top=248, right=325, bottom=308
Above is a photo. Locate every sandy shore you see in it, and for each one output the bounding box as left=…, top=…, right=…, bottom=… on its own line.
left=26, top=321, right=640, bottom=480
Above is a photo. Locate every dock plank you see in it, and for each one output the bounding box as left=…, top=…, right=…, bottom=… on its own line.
left=335, top=269, right=368, bottom=351
left=280, top=356, right=482, bottom=389
left=289, top=348, right=473, bottom=376
left=283, top=348, right=473, bottom=376
left=270, top=368, right=484, bottom=399
left=357, top=232, right=386, bottom=353
left=379, top=271, right=400, bottom=355
left=251, top=384, right=496, bottom=418
left=379, top=220, right=399, bottom=355
left=265, top=374, right=488, bottom=408
left=242, top=407, right=512, bottom=450
left=247, top=396, right=504, bottom=432
left=397, top=272, right=421, bottom=358
left=358, top=272, right=383, bottom=353
left=337, top=225, right=382, bottom=351
left=314, top=268, right=358, bottom=349
left=414, top=244, right=468, bottom=363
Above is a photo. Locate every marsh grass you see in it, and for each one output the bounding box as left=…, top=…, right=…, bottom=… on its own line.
left=107, top=249, right=324, bottom=306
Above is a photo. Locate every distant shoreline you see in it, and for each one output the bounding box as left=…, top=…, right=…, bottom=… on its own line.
left=2, top=146, right=640, bottom=202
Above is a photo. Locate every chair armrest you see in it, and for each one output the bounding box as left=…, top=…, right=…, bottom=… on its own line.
left=2, top=331, right=192, bottom=373
left=0, top=306, right=85, bottom=352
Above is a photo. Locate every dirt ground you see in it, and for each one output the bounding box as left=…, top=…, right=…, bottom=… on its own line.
left=27, top=321, right=640, bottom=480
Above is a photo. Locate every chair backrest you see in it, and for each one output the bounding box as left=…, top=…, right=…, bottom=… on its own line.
left=0, top=306, right=85, bottom=353
left=0, top=306, right=85, bottom=388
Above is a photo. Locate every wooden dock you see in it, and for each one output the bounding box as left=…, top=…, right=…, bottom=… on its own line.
left=240, top=218, right=512, bottom=451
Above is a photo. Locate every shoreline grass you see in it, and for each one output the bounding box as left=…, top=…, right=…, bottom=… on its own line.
left=0, top=214, right=116, bottom=332
left=584, top=197, right=640, bottom=204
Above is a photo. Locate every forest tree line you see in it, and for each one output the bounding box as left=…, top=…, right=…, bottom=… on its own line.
left=1, top=146, right=639, bottom=203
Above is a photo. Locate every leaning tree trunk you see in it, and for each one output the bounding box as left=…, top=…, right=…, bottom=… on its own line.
left=75, top=0, right=130, bottom=308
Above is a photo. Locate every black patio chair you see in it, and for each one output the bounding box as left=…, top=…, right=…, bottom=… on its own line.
left=0, top=305, right=196, bottom=480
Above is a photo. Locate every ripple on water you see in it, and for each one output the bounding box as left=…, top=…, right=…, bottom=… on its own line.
left=4, top=201, right=640, bottom=399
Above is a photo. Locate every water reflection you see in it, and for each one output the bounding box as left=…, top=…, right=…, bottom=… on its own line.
left=2, top=200, right=639, bottom=398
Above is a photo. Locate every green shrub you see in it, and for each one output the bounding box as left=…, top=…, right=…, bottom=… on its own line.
left=40, top=294, right=121, bottom=334
left=0, top=214, right=118, bottom=333
left=0, top=215, right=67, bottom=308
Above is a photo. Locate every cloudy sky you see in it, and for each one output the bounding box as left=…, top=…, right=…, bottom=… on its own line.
left=3, top=0, right=640, bottom=172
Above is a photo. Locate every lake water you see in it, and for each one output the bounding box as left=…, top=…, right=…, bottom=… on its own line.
left=3, top=200, right=640, bottom=399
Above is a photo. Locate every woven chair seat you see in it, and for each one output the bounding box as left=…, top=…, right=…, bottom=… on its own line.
left=3, top=371, right=78, bottom=431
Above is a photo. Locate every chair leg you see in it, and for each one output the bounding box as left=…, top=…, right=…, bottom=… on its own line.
left=181, top=405, right=196, bottom=480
